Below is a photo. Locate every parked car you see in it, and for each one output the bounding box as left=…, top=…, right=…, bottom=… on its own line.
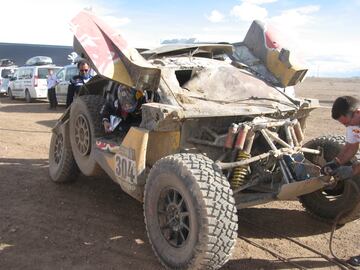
left=0, top=66, right=17, bottom=96
left=55, top=64, right=97, bottom=104
left=8, top=58, right=61, bottom=102
left=54, top=64, right=78, bottom=104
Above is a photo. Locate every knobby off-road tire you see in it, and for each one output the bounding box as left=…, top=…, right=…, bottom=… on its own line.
left=69, top=95, right=105, bottom=176
left=49, top=124, right=79, bottom=183
left=144, top=153, right=238, bottom=270
left=300, top=135, right=360, bottom=225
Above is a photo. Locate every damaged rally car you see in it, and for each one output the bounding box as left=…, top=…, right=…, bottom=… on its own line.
left=49, top=11, right=360, bottom=270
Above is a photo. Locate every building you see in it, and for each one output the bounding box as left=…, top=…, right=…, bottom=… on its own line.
left=0, top=42, right=73, bottom=67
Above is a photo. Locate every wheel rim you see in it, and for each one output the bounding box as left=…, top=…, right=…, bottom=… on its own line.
left=157, top=188, right=190, bottom=248
left=321, top=182, right=345, bottom=198
left=74, top=114, right=91, bottom=156
left=54, top=133, right=64, bottom=164
left=310, top=144, right=345, bottom=200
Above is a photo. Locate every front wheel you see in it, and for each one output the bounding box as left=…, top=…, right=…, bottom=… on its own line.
left=144, top=154, right=238, bottom=270
left=300, top=135, right=360, bottom=225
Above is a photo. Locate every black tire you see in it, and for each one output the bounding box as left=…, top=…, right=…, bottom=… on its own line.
left=25, top=89, right=32, bottom=103
left=49, top=124, right=79, bottom=183
left=8, top=88, right=14, bottom=100
left=69, top=95, right=105, bottom=176
left=144, top=153, right=238, bottom=270
left=300, top=135, right=360, bottom=225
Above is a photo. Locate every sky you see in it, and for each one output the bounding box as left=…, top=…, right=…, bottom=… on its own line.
left=1, top=0, right=360, bottom=77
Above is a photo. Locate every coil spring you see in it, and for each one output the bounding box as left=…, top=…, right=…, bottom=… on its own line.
left=231, top=151, right=251, bottom=189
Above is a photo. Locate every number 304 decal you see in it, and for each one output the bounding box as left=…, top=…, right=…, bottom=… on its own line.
left=115, top=154, right=137, bottom=184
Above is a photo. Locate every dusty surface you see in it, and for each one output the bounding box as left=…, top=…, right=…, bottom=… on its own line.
left=0, top=77, right=360, bottom=270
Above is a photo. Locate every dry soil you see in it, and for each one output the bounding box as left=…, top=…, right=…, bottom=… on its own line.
left=0, top=77, right=359, bottom=270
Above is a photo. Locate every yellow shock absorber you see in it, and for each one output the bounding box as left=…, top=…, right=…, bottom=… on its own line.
left=231, top=151, right=251, bottom=189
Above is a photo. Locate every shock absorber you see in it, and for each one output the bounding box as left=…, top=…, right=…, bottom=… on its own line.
left=231, top=151, right=251, bottom=189
left=231, top=124, right=251, bottom=189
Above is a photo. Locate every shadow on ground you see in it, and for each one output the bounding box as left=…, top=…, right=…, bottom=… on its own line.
left=237, top=207, right=332, bottom=239
left=0, top=98, right=65, bottom=114
left=226, top=257, right=335, bottom=270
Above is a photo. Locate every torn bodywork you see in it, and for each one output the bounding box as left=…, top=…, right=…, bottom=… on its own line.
left=49, top=11, right=360, bottom=270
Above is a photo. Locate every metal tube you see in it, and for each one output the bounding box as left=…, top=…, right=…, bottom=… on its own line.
left=217, top=147, right=321, bottom=170
left=301, top=147, right=320, bottom=154
left=252, top=119, right=287, bottom=129
left=290, top=126, right=299, bottom=146
left=260, top=129, right=278, bottom=151
left=216, top=152, right=271, bottom=169
left=293, top=121, right=304, bottom=144
left=265, top=130, right=291, bottom=148
left=284, top=126, right=294, bottom=148
left=279, top=159, right=292, bottom=184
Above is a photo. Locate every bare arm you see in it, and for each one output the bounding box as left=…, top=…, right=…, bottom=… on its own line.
left=353, top=163, right=360, bottom=176
left=336, top=142, right=359, bottom=165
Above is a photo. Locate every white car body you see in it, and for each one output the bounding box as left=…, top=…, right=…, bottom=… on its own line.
left=9, top=65, right=61, bottom=102
left=55, top=64, right=78, bottom=104
left=0, top=66, right=17, bottom=94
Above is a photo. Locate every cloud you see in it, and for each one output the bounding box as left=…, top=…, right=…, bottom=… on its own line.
left=206, top=10, right=225, bottom=23
left=102, top=16, right=131, bottom=28
left=1, top=0, right=130, bottom=45
left=266, top=5, right=320, bottom=53
left=269, top=5, right=320, bottom=29
left=230, top=2, right=268, bottom=21
left=242, top=0, right=278, bottom=4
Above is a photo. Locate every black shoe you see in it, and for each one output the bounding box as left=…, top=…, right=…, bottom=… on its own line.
left=347, top=256, right=360, bottom=266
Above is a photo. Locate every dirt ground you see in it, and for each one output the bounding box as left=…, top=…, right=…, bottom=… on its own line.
left=0, top=77, right=360, bottom=270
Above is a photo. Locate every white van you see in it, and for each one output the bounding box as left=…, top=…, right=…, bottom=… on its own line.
left=0, top=66, right=17, bottom=95
left=8, top=61, right=61, bottom=102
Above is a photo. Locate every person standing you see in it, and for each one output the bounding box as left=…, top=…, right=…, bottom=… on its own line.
left=66, top=60, right=92, bottom=108
left=47, top=68, right=58, bottom=109
left=322, top=95, right=360, bottom=266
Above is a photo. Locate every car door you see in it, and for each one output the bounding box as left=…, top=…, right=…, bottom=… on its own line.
left=13, top=68, right=24, bottom=96
left=22, top=68, right=33, bottom=97
left=55, top=68, right=66, bottom=104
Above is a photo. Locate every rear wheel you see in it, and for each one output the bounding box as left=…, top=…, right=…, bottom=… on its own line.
left=49, top=124, right=79, bottom=183
left=144, top=153, right=238, bottom=270
left=69, top=95, right=105, bottom=176
left=300, top=135, right=360, bottom=225
left=25, top=89, right=31, bottom=103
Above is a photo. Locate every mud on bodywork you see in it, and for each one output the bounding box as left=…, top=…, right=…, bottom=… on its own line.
left=49, top=10, right=360, bottom=270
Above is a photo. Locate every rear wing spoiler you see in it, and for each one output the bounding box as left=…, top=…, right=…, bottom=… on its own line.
left=232, top=20, right=307, bottom=87
left=70, top=11, right=161, bottom=91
